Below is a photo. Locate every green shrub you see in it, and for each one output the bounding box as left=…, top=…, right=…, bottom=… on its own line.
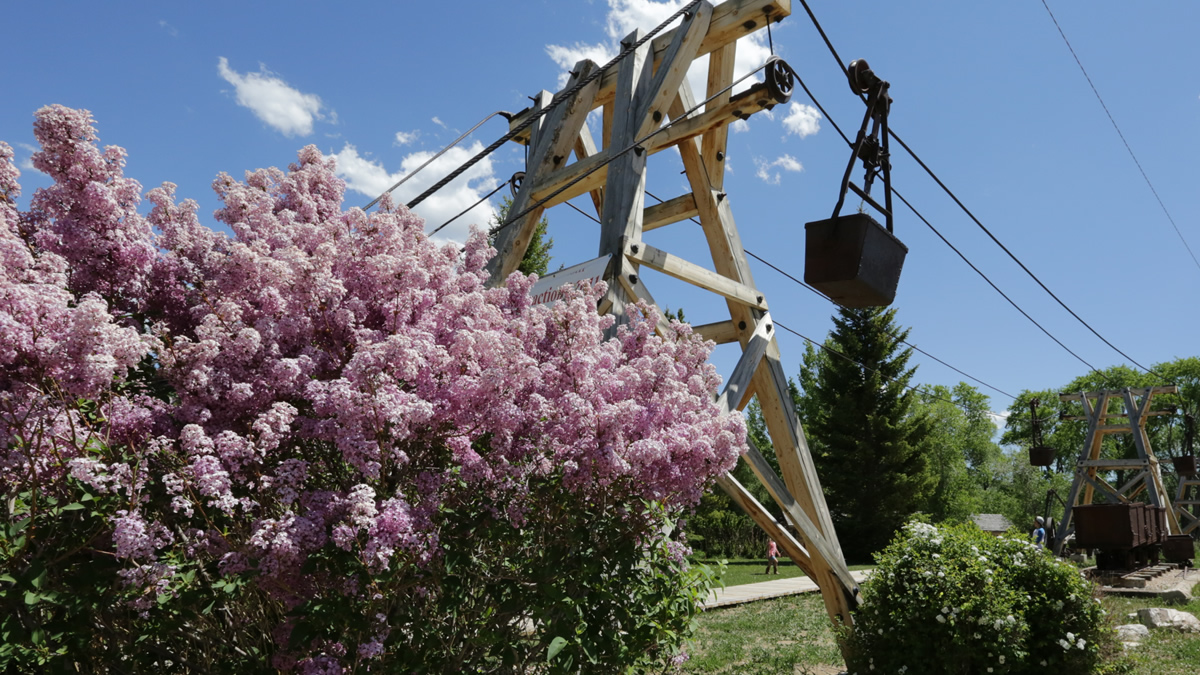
left=846, top=521, right=1128, bottom=675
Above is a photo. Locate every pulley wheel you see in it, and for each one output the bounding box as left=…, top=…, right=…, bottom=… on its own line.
left=763, top=56, right=795, bottom=104
left=510, top=171, right=525, bottom=197
left=847, top=58, right=874, bottom=94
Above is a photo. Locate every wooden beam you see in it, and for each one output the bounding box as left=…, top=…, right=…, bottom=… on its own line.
left=716, top=314, right=772, bottom=415
left=598, top=30, right=652, bottom=335
left=524, top=82, right=782, bottom=210
left=573, top=123, right=605, bottom=216
left=644, top=193, right=699, bottom=231
left=487, top=62, right=601, bottom=285
left=505, top=0, right=792, bottom=143
left=715, top=471, right=815, bottom=578
left=1079, top=459, right=1154, bottom=469
left=701, top=41, right=736, bottom=192
left=693, top=319, right=739, bottom=344
left=633, top=1, right=712, bottom=139
left=1059, top=386, right=1177, bottom=402
left=669, top=81, right=854, bottom=629
left=626, top=242, right=768, bottom=310
left=742, top=437, right=860, bottom=595
left=1080, top=473, right=1127, bottom=503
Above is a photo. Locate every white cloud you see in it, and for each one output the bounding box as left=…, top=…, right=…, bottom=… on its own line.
left=754, top=154, right=803, bottom=185
left=431, top=116, right=447, bottom=130
left=158, top=20, right=178, bottom=37
left=394, top=130, right=420, bottom=146
left=217, top=57, right=329, bottom=137
left=333, top=141, right=500, bottom=245
left=986, top=410, right=1011, bottom=430
left=545, top=0, right=772, bottom=112
left=782, top=103, right=821, bottom=138
left=15, top=143, right=38, bottom=172
left=730, top=119, right=749, bottom=134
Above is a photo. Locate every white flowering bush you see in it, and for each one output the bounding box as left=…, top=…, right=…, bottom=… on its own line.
left=846, top=521, right=1127, bottom=675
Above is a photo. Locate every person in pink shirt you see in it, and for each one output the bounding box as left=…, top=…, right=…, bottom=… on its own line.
left=765, top=539, right=779, bottom=575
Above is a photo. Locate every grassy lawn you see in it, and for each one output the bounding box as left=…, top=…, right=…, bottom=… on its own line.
left=695, top=558, right=874, bottom=588
left=686, top=576, right=1200, bottom=674
left=684, top=593, right=843, bottom=674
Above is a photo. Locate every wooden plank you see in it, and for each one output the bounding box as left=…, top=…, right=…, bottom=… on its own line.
left=742, top=438, right=860, bottom=595
left=702, top=41, right=736, bottom=192
left=644, top=193, right=699, bottom=231
left=573, top=123, right=605, bottom=216
left=487, top=62, right=602, bottom=285
left=1117, top=470, right=1148, bottom=496
left=716, top=314, right=772, bottom=415
left=669, top=80, right=854, bottom=628
left=626, top=242, right=768, bottom=310
left=1079, top=459, right=1153, bottom=468
left=526, top=82, right=781, bottom=210
left=504, top=0, right=792, bottom=143
left=598, top=30, right=652, bottom=336
left=1059, top=386, right=1177, bottom=401
left=633, top=1, right=713, bottom=139
left=693, top=319, right=739, bottom=344
left=714, top=471, right=816, bottom=579
left=1080, top=473, right=1127, bottom=503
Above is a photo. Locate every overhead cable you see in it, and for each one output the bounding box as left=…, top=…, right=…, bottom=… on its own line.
left=1039, top=0, right=1200, bottom=274
left=795, top=0, right=1157, bottom=377
left=363, top=110, right=510, bottom=211
left=405, top=0, right=702, bottom=212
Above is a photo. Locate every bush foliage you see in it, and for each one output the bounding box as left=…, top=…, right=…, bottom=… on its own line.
left=847, top=521, right=1126, bottom=675
left=0, top=107, right=743, bottom=672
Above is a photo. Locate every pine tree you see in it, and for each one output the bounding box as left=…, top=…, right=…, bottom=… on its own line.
left=797, top=306, right=933, bottom=560
left=491, top=196, right=554, bottom=276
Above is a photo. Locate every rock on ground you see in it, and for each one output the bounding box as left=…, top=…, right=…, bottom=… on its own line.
left=1115, top=623, right=1150, bottom=643
left=1136, top=607, right=1200, bottom=633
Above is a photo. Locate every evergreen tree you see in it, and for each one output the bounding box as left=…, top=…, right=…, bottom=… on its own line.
left=491, top=196, right=554, bottom=276
left=796, top=306, right=934, bottom=561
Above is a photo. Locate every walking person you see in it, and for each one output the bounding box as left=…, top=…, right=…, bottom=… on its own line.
left=1032, top=516, right=1046, bottom=548
left=765, top=539, right=779, bottom=574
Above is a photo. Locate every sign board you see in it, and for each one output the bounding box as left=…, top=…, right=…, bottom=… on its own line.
left=528, top=254, right=612, bottom=306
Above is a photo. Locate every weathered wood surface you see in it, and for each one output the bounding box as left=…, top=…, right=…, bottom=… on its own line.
left=1053, top=387, right=1183, bottom=554
left=526, top=81, right=784, bottom=211
left=506, top=0, right=791, bottom=144
left=644, top=193, right=699, bottom=231
left=488, top=62, right=601, bottom=285
left=692, top=319, right=739, bottom=345
left=626, top=241, right=768, bottom=310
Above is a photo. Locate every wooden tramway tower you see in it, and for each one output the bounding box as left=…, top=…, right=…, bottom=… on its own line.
left=481, top=0, right=861, bottom=631
left=1175, top=472, right=1200, bottom=536
left=1051, top=386, right=1181, bottom=556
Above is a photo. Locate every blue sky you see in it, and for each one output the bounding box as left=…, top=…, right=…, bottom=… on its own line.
left=4, top=1, right=1198, bottom=423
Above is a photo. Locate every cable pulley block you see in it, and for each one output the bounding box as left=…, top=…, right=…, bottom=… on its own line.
left=510, top=171, right=525, bottom=197
left=763, top=56, right=796, bottom=104
left=803, top=59, right=905, bottom=308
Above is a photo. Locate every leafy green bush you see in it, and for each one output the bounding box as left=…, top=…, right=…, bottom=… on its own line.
left=846, top=521, right=1127, bottom=675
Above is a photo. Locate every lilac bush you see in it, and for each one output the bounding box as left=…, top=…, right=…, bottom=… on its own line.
left=0, top=106, right=744, bottom=672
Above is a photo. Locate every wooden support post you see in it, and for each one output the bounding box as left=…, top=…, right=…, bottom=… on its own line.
left=715, top=472, right=816, bottom=578
left=1054, top=387, right=1182, bottom=554
left=487, top=61, right=602, bottom=285
left=573, top=124, right=605, bottom=217
left=702, top=41, right=736, bottom=191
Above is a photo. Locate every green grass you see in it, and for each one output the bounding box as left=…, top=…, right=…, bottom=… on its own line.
left=1101, top=590, right=1200, bottom=675
left=695, top=558, right=873, bottom=588
left=684, top=593, right=843, bottom=674
left=686, top=573, right=1200, bottom=674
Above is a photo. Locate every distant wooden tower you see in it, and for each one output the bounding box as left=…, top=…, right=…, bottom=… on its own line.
left=483, top=0, right=860, bottom=636
left=1052, top=386, right=1181, bottom=555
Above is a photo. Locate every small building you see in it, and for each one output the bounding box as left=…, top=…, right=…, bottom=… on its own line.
left=971, top=514, right=1013, bottom=537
